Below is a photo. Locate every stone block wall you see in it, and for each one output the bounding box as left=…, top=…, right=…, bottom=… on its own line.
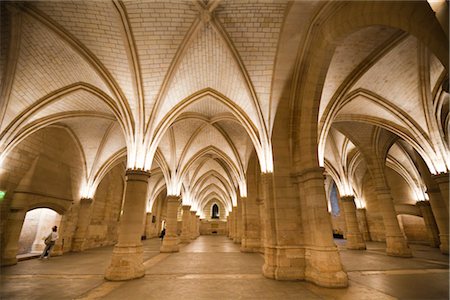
left=200, top=220, right=227, bottom=235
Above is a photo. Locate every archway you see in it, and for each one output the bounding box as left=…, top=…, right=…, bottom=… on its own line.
left=18, top=208, right=61, bottom=256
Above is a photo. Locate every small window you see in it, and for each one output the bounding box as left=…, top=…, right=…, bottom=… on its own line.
left=211, top=204, right=219, bottom=219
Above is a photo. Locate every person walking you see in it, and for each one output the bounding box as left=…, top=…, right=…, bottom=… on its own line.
left=159, top=227, right=166, bottom=242
left=39, top=226, right=58, bottom=259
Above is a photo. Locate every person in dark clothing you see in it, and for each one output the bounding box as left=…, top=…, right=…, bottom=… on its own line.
left=159, top=228, right=166, bottom=241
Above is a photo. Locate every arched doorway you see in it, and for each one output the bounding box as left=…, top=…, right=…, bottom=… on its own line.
left=211, top=203, right=219, bottom=219
left=18, top=208, right=62, bottom=256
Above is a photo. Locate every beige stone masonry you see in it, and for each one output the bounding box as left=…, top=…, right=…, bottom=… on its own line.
left=340, top=196, right=366, bottom=250
left=180, top=205, right=191, bottom=243
left=296, top=168, right=348, bottom=288
left=356, top=208, right=371, bottom=241
left=160, top=196, right=181, bottom=253
left=416, top=201, right=440, bottom=248
left=432, top=173, right=449, bottom=211
left=190, top=211, right=197, bottom=240
left=72, top=198, right=93, bottom=252
left=105, top=170, right=150, bottom=281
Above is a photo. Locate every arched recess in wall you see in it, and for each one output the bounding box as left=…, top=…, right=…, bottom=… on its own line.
left=0, top=125, right=84, bottom=265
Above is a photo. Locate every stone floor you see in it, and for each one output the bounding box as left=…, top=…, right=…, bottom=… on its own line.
left=1, top=236, right=448, bottom=299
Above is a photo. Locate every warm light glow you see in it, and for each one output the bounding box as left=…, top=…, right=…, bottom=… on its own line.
left=354, top=197, right=366, bottom=209
left=80, top=181, right=95, bottom=199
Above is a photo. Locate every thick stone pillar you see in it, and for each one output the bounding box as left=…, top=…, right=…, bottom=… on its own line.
left=241, top=196, right=261, bottom=252
left=340, top=196, right=366, bottom=250
left=180, top=205, right=191, bottom=243
left=433, top=173, right=449, bottom=211
left=296, top=168, right=347, bottom=287
left=356, top=208, right=371, bottom=241
left=144, top=212, right=153, bottom=238
left=416, top=201, right=440, bottom=248
left=190, top=211, right=197, bottom=240
left=376, top=186, right=412, bottom=257
left=427, top=188, right=449, bottom=254
left=233, top=200, right=242, bottom=243
left=226, top=215, right=230, bottom=237
left=196, top=215, right=200, bottom=237
left=1, top=209, right=26, bottom=266
left=229, top=210, right=235, bottom=239
left=160, top=196, right=180, bottom=252
left=105, top=169, right=150, bottom=281
left=256, top=197, right=265, bottom=253
left=72, top=198, right=93, bottom=252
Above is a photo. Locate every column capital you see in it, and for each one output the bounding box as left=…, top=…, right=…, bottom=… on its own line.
left=340, top=195, right=355, bottom=203
left=80, top=197, right=93, bottom=205
left=432, top=172, right=449, bottom=183
left=416, top=200, right=431, bottom=207
left=125, top=169, right=150, bottom=182
left=166, top=195, right=181, bottom=203
left=182, top=205, right=191, bottom=210
left=292, top=167, right=325, bottom=183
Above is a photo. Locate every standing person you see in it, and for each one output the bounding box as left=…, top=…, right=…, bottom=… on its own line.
left=159, top=227, right=166, bottom=241
left=40, top=226, right=58, bottom=259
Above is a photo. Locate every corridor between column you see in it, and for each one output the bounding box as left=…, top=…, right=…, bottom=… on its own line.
left=1, top=236, right=448, bottom=300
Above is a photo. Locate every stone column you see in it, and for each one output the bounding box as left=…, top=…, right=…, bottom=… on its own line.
left=416, top=201, right=440, bottom=248
left=256, top=197, right=265, bottom=253
left=233, top=201, right=241, bottom=243
left=196, top=215, right=200, bottom=237
left=241, top=196, right=261, bottom=252
left=1, top=209, right=26, bottom=266
left=72, top=198, right=93, bottom=252
left=160, top=196, right=180, bottom=252
left=427, top=188, right=449, bottom=254
left=190, top=211, right=197, bottom=240
left=340, top=196, right=366, bottom=250
left=180, top=205, right=191, bottom=243
left=105, top=169, right=150, bottom=281
left=296, top=168, right=348, bottom=287
left=228, top=210, right=235, bottom=239
left=432, top=173, right=449, bottom=211
left=375, top=186, right=412, bottom=257
left=356, top=208, right=371, bottom=241
left=226, top=215, right=230, bottom=237
left=144, top=212, right=153, bottom=238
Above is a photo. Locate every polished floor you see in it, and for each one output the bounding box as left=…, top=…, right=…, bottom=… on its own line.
left=1, top=236, right=448, bottom=299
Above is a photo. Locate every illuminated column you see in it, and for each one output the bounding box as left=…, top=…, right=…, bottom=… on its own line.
left=416, top=201, right=440, bottom=248
left=295, top=168, right=347, bottom=287
left=340, top=196, right=366, bottom=250
left=160, top=196, right=180, bottom=252
left=233, top=201, right=241, bottom=244
left=1, top=209, right=26, bottom=266
left=226, top=215, right=230, bottom=237
left=256, top=197, right=265, bottom=253
left=190, top=211, right=197, bottom=240
left=356, top=208, right=371, bottom=241
left=72, top=198, right=93, bottom=251
left=427, top=188, right=449, bottom=254
left=180, top=205, right=191, bottom=243
left=433, top=173, right=449, bottom=211
left=196, top=215, right=200, bottom=237
left=229, top=210, right=235, bottom=239
left=144, top=212, right=153, bottom=238
left=105, top=170, right=150, bottom=281
left=241, top=196, right=261, bottom=252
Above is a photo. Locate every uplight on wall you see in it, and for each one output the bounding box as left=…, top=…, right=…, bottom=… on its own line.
left=0, top=191, right=6, bottom=202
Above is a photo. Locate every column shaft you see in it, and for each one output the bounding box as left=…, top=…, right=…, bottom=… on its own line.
left=1, top=209, right=26, bottom=266
left=72, top=198, right=93, bottom=252
left=105, top=170, right=150, bottom=281
left=341, top=196, right=366, bottom=250
left=356, top=208, right=371, bottom=241
left=160, top=196, right=180, bottom=252
left=417, top=201, right=440, bottom=248
left=180, top=205, right=191, bottom=243
left=433, top=173, right=449, bottom=211
left=296, top=168, right=347, bottom=287
left=427, top=189, right=449, bottom=254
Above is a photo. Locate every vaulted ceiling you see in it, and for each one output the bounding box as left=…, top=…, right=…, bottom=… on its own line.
left=0, top=0, right=448, bottom=216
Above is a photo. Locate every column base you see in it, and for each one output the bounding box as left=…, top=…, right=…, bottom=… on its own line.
left=240, top=238, right=261, bottom=252
left=160, top=236, right=179, bottom=253
left=305, top=247, right=348, bottom=288
left=105, top=245, right=144, bottom=281
left=439, top=234, right=449, bottom=254
left=346, top=235, right=366, bottom=250
left=1, top=256, right=17, bottom=267
left=386, top=236, right=412, bottom=257
left=262, top=246, right=305, bottom=280
left=180, top=235, right=191, bottom=243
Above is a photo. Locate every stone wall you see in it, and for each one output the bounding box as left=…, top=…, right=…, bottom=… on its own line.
left=200, top=220, right=227, bottom=235
left=398, top=215, right=428, bottom=243
left=85, top=164, right=124, bottom=249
